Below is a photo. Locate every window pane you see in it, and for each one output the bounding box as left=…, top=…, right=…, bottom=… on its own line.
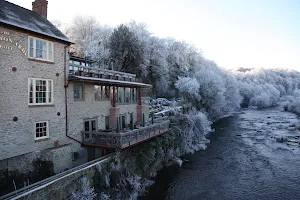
left=30, top=38, right=53, bottom=61
left=42, top=49, right=47, bottom=59
left=30, top=38, right=33, bottom=48
left=36, top=40, right=39, bottom=49
left=35, top=80, right=47, bottom=103
left=41, top=41, right=46, bottom=50
left=74, top=85, right=83, bottom=100
left=34, top=39, right=47, bottom=59
left=94, top=85, right=101, bottom=101
left=29, top=79, right=33, bottom=104
left=35, top=122, right=48, bottom=139
left=48, top=42, right=53, bottom=61
left=29, top=78, right=53, bottom=105
left=125, top=88, right=130, bottom=103
left=105, top=86, right=110, bottom=98
left=84, top=121, right=90, bottom=131
left=29, top=48, right=34, bottom=57
left=91, top=120, right=96, bottom=131
left=118, top=87, right=123, bottom=103
left=48, top=80, right=52, bottom=103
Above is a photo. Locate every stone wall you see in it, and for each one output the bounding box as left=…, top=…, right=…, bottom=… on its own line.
left=0, top=25, right=86, bottom=177
left=0, top=25, right=72, bottom=161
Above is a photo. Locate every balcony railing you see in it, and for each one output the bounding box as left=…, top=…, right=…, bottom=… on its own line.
left=68, top=63, right=136, bottom=81
left=82, top=120, right=170, bottom=149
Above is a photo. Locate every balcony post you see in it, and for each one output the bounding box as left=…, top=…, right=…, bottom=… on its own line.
left=138, top=87, right=142, bottom=105
left=136, top=87, right=143, bottom=125
left=112, top=86, right=116, bottom=107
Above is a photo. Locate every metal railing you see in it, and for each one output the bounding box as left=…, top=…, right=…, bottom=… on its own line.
left=68, top=63, right=136, bottom=81
left=82, top=120, right=170, bottom=149
left=0, top=153, right=115, bottom=200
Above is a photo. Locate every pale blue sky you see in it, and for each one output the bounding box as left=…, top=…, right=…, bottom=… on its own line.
left=8, top=0, right=300, bottom=70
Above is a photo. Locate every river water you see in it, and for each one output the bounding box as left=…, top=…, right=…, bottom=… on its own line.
left=140, top=108, right=300, bottom=200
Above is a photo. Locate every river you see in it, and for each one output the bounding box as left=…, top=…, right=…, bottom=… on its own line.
left=140, top=108, right=300, bottom=200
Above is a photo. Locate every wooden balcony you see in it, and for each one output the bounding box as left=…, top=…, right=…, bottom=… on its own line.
left=82, top=120, right=170, bottom=149
left=68, top=63, right=152, bottom=89
left=68, top=62, right=136, bottom=81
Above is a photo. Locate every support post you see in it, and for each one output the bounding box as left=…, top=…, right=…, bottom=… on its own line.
left=109, top=107, right=120, bottom=130
left=138, top=87, right=142, bottom=105
left=136, top=87, right=143, bottom=125
left=112, top=86, right=116, bottom=107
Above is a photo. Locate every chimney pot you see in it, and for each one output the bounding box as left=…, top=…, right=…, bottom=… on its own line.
left=32, top=0, right=48, bottom=19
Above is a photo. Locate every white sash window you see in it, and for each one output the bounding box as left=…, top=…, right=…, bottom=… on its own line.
left=29, top=78, right=53, bottom=105
left=28, top=37, right=54, bottom=61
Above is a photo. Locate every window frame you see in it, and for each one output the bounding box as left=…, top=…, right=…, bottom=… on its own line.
left=94, top=85, right=110, bottom=101
left=83, top=118, right=98, bottom=132
left=28, top=36, right=54, bottom=62
left=28, top=78, right=54, bottom=105
left=35, top=121, right=49, bottom=140
left=74, top=84, right=85, bottom=101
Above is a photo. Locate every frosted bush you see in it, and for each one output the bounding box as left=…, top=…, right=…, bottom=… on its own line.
left=177, top=112, right=211, bottom=154
left=99, top=192, right=110, bottom=200
left=71, top=177, right=97, bottom=200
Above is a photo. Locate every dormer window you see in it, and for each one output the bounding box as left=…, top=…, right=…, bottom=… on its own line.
left=28, top=37, right=53, bottom=61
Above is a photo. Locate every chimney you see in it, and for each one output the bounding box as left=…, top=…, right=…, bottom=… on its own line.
left=32, top=0, right=48, bottom=19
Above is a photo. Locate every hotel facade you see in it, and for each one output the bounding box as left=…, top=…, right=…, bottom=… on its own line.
left=0, top=0, right=168, bottom=182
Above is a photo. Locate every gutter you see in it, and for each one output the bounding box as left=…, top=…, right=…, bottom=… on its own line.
left=64, top=46, right=82, bottom=144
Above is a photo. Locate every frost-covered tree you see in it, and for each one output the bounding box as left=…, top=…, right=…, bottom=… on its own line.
left=109, top=24, right=143, bottom=76
left=147, top=37, right=170, bottom=96
left=233, top=68, right=300, bottom=108
left=175, top=77, right=201, bottom=102
left=68, top=15, right=112, bottom=68
left=127, top=21, right=152, bottom=75
left=65, top=15, right=300, bottom=114
left=281, top=89, right=300, bottom=114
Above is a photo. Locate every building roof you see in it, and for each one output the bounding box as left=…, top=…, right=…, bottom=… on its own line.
left=0, top=0, right=71, bottom=43
left=68, top=75, right=152, bottom=88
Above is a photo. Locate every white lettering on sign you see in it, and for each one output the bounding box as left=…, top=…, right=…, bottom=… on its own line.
left=15, top=42, right=26, bottom=56
left=0, top=45, right=13, bottom=50
left=0, top=36, right=13, bottom=43
left=0, top=29, right=27, bottom=56
left=0, top=30, right=10, bottom=35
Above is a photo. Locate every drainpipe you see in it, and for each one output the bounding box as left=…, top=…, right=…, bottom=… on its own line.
left=64, top=46, right=82, bottom=144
